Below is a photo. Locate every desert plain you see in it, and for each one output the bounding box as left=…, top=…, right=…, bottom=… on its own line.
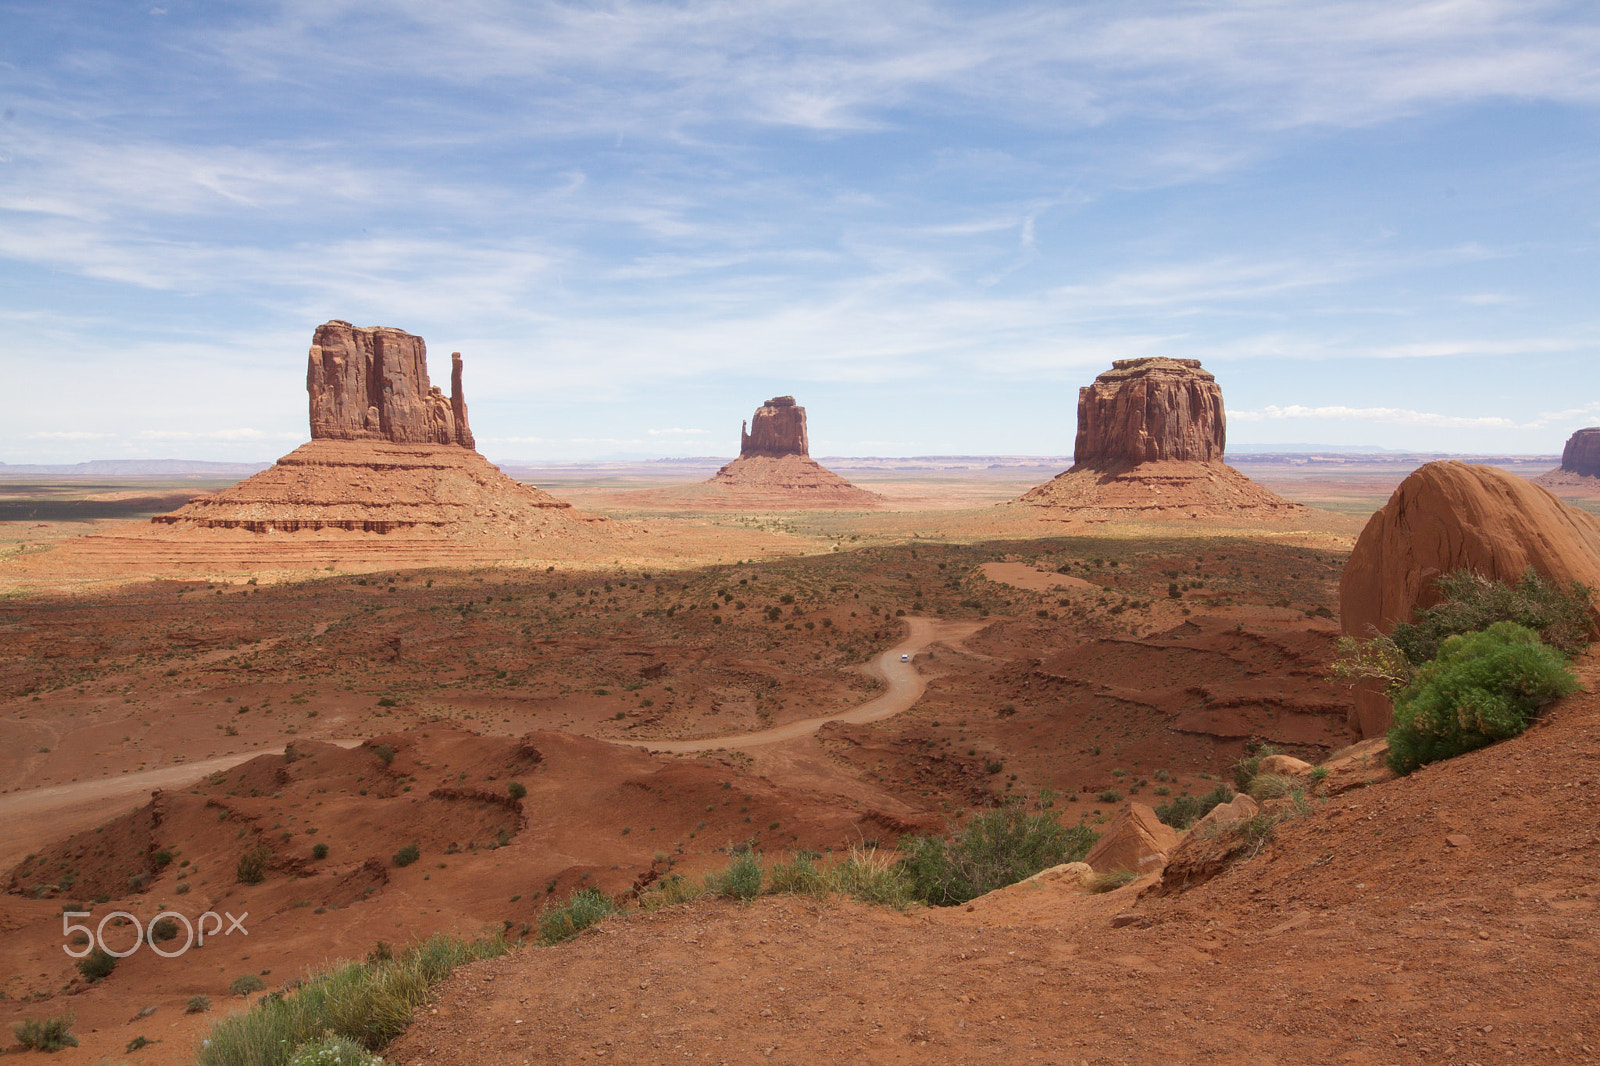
left=2, top=452, right=1599, bottom=1065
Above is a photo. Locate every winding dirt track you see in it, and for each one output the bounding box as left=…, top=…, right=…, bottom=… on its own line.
left=0, top=617, right=984, bottom=865
left=0, top=743, right=361, bottom=871
left=616, top=615, right=989, bottom=752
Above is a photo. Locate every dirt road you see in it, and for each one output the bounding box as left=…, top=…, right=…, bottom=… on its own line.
left=0, top=742, right=360, bottom=870
left=1, top=618, right=986, bottom=865
left=618, top=615, right=989, bottom=753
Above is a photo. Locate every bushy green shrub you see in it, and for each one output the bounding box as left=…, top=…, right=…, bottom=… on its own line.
left=1387, top=621, right=1579, bottom=775
left=1231, top=744, right=1280, bottom=792
left=391, top=843, right=420, bottom=868
left=237, top=843, right=271, bottom=884
left=230, top=974, right=267, bottom=996
left=897, top=805, right=1097, bottom=907
left=1154, top=783, right=1235, bottom=830
left=1392, top=568, right=1593, bottom=664
left=538, top=887, right=616, bottom=944
left=76, top=947, right=116, bottom=983
left=13, top=1012, right=78, bottom=1051
left=706, top=852, right=764, bottom=901
left=1247, top=773, right=1296, bottom=801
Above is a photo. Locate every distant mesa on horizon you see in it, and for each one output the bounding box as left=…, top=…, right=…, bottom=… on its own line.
left=691, top=395, right=882, bottom=509
left=1016, top=356, right=1305, bottom=520
left=1533, top=427, right=1600, bottom=492
left=150, top=321, right=604, bottom=540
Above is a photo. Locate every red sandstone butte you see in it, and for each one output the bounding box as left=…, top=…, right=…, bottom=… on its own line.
left=1018, top=357, right=1300, bottom=519
left=307, top=320, right=474, bottom=447
left=700, top=396, right=881, bottom=509
left=152, top=322, right=595, bottom=537
left=740, top=395, right=810, bottom=458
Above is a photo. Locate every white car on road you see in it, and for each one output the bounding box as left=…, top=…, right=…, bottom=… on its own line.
left=900, top=653, right=910, bottom=662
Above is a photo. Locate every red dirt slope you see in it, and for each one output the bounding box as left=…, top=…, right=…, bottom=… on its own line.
left=388, top=654, right=1600, bottom=1066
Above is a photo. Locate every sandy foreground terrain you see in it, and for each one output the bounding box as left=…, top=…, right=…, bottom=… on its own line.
left=0, top=457, right=1595, bottom=1064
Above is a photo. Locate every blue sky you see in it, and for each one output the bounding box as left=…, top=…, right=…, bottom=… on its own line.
left=3, top=0, right=1598, bottom=463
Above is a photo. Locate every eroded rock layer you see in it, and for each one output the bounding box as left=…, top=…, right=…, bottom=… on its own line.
left=1075, top=358, right=1224, bottom=465
left=701, top=454, right=884, bottom=509
left=1017, top=459, right=1303, bottom=518
left=307, top=320, right=474, bottom=447
left=152, top=441, right=585, bottom=536
left=1340, top=460, right=1600, bottom=735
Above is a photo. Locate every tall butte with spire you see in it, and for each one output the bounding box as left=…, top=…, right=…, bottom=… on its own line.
left=1016, top=357, right=1303, bottom=519
left=699, top=396, right=882, bottom=508
left=153, top=321, right=603, bottom=539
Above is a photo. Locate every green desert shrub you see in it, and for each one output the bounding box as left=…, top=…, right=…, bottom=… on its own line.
left=229, top=974, right=267, bottom=996
left=1333, top=569, right=1593, bottom=698
left=1393, top=568, right=1593, bottom=664
left=196, top=934, right=504, bottom=1066
left=1247, top=773, right=1296, bottom=801
left=1154, top=783, right=1235, bottom=830
left=1386, top=621, right=1579, bottom=775
left=76, top=947, right=116, bottom=983
left=1231, top=744, right=1280, bottom=792
left=237, top=843, right=272, bottom=884
left=706, top=851, right=764, bottom=902
left=13, top=1012, right=78, bottom=1052
left=538, top=887, right=616, bottom=944
left=391, top=843, right=420, bottom=868
left=897, top=805, right=1097, bottom=907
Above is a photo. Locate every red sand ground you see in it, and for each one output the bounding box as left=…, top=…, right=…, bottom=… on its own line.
left=0, top=466, right=1594, bottom=1064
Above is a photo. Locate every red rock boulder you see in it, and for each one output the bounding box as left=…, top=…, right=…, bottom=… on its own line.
left=1081, top=802, right=1180, bottom=876
left=1339, top=460, right=1600, bottom=735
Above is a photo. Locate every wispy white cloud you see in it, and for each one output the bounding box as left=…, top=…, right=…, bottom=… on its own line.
left=1233, top=404, right=1517, bottom=428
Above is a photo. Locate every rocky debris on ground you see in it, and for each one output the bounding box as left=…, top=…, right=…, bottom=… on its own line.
left=1340, top=460, right=1600, bottom=735
left=1082, top=801, right=1180, bottom=875
left=307, top=320, right=474, bottom=447
left=739, top=395, right=809, bottom=458
left=1016, top=358, right=1304, bottom=519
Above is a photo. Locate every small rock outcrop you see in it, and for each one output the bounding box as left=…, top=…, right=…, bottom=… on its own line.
left=1339, top=460, right=1600, bottom=735
left=1074, top=358, right=1225, bottom=465
left=1017, top=357, right=1301, bottom=519
left=307, top=321, right=474, bottom=447
left=740, top=396, right=809, bottom=459
left=1081, top=802, right=1180, bottom=876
